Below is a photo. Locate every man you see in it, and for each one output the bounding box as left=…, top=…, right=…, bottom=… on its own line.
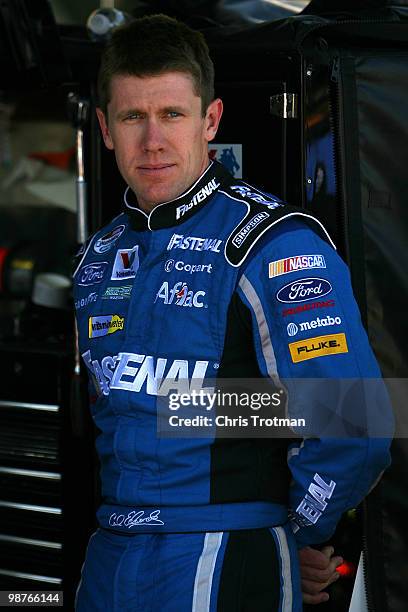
left=73, top=14, right=391, bottom=611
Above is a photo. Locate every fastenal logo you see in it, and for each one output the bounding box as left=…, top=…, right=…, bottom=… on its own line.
left=230, top=185, right=281, bottom=208
left=269, top=254, right=326, bottom=278
left=75, top=291, right=98, bottom=310
left=276, top=278, right=332, bottom=304
left=164, top=259, right=212, bottom=275
left=88, top=314, right=124, bottom=338
left=167, top=233, right=222, bottom=253
left=102, top=286, right=132, bottom=300
left=111, top=245, right=139, bottom=281
left=232, top=212, right=269, bottom=248
left=155, top=281, right=206, bottom=308
left=82, top=349, right=212, bottom=397
left=78, top=262, right=109, bottom=286
left=287, top=322, right=299, bottom=337
left=176, top=177, right=220, bottom=220
left=94, top=225, right=125, bottom=253
left=299, top=315, right=342, bottom=332
left=289, top=333, right=348, bottom=363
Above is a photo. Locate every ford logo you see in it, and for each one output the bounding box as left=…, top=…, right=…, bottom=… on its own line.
left=276, top=277, right=332, bottom=303
left=78, top=262, right=109, bottom=286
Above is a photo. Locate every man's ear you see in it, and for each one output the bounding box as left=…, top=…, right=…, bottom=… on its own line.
left=205, top=98, right=223, bottom=143
left=96, top=107, right=114, bottom=150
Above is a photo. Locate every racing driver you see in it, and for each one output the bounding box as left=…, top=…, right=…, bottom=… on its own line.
left=72, top=14, right=392, bottom=611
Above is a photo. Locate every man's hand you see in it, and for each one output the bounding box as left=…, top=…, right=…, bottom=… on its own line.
left=299, top=545, right=343, bottom=604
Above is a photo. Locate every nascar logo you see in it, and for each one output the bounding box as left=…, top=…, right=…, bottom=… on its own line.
left=269, top=255, right=326, bottom=278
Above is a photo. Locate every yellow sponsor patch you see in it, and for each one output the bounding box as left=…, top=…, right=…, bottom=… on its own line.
left=88, top=314, right=124, bottom=338
left=289, top=333, right=348, bottom=363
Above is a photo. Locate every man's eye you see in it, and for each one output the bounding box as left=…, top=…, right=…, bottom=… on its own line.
left=167, top=111, right=181, bottom=118
left=124, top=113, right=141, bottom=120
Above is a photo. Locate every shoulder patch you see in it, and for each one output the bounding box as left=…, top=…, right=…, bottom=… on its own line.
left=221, top=182, right=336, bottom=267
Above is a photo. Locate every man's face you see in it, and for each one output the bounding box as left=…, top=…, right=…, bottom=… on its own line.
left=96, top=71, right=223, bottom=213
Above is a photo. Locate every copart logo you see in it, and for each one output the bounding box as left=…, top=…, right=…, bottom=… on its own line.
left=88, top=314, right=124, bottom=338
left=78, top=262, right=109, bottom=286
left=94, top=225, right=125, bottom=254
left=276, top=278, right=332, bottom=304
left=164, top=260, right=212, bottom=274
left=155, top=281, right=206, bottom=308
left=167, top=233, right=222, bottom=253
left=175, top=177, right=220, bottom=220
left=269, top=254, right=326, bottom=278
left=82, top=350, right=213, bottom=397
left=111, top=245, right=139, bottom=281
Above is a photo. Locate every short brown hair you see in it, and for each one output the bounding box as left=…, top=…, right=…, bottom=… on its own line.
left=98, top=14, right=215, bottom=117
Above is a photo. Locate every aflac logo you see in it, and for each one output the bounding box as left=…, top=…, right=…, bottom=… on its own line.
left=155, top=281, right=206, bottom=308
left=276, top=278, right=332, bottom=304
left=111, top=245, right=139, bottom=281
left=94, top=225, right=125, bottom=254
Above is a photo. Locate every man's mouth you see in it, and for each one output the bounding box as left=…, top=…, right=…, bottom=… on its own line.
left=138, top=164, right=175, bottom=172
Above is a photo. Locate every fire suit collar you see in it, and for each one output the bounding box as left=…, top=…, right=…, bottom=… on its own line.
left=123, top=160, right=232, bottom=231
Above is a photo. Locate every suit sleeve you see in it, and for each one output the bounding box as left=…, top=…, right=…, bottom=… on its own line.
left=236, top=218, right=393, bottom=547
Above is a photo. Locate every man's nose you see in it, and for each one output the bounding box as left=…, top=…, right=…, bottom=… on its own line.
left=142, top=119, right=165, bottom=152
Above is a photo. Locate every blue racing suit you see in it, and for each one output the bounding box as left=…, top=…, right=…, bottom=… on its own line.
left=73, top=160, right=391, bottom=611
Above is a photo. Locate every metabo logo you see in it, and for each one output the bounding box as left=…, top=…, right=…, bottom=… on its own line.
left=176, top=177, right=220, bottom=220
left=88, top=315, right=124, bottom=338
left=155, top=281, right=206, bottom=308
left=276, top=278, right=332, bottom=304
left=78, top=262, right=109, bottom=286
left=287, top=315, right=342, bottom=336
left=287, top=322, right=299, bottom=337
left=167, top=233, right=222, bottom=253
left=94, top=225, right=125, bottom=254
left=289, top=333, right=348, bottom=363
left=299, top=315, right=342, bottom=332
left=82, top=350, right=213, bottom=397
left=232, top=212, right=269, bottom=248
left=111, top=245, right=139, bottom=281
left=269, top=254, right=326, bottom=278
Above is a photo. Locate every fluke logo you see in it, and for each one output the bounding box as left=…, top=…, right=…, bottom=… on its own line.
left=289, top=333, right=348, bottom=363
